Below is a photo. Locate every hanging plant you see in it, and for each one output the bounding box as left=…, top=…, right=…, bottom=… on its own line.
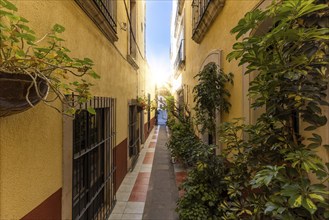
left=0, top=0, right=100, bottom=116
left=137, top=96, right=148, bottom=110
left=193, top=62, right=233, bottom=134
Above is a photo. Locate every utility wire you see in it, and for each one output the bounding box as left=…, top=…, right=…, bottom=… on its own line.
left=123, top=0, right=145, bottom=60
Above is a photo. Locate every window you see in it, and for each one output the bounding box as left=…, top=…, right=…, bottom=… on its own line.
left=193, top=0, right=208, bottom=23
left=72, top=97, right=116, bottom=220
left=178, top=0, right=185, bottom=15
left=75, top=0, right=118, bottom=42
left=147, top=94, right=151, bottom=130
left=128, top=104, right=140, bottom=170
left=126, top=0, right=139, bottom=69
left=174, top=39, right=185, bottom=72
left=129, top=0, right=137, bottom=58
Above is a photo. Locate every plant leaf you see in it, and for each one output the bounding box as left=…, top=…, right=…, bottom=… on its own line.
left=52, top=24, right=65, bottom=33
left=302, top=198, right=317, bottom=215
left=87, top=107, right=96, bottom=115
left=0, top=0, right=17, bottom=11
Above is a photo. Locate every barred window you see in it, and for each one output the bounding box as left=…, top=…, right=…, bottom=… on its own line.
left=72, top=97, right=116, bottom=220
left=128, top=104, right=140, bottom=170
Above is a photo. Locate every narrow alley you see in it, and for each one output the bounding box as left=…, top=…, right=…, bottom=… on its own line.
left=1, top=0, right=329, bottom=219
left=109, top=114, right=186, bottom=220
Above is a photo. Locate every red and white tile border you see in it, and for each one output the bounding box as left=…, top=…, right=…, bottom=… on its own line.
left=109, top=125, right=188, bottom=220
left=109, top=126, right=160, bottom=220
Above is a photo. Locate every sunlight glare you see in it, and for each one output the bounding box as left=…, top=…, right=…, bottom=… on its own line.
left=152, top=67, right=170, bottom=87
left=149, top=56, right=172, bottom=87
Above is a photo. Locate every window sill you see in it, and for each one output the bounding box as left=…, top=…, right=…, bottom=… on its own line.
left=127, top=55, right=139, bottom=70
left=75, top=0, right=118, bottom=43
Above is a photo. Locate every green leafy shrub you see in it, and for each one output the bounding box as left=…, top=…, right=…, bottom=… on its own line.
left=177, top=156, right=229, bottom=220
left=166, top=117, right=215, bottom=167
left=218, top=117, right=329, bottom=219
left=165, top=93, right=215, bottom=167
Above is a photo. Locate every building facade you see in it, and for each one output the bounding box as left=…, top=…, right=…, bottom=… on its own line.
left=0, top=0, right=155, bottom=219
left=170, top=0, right=328, bottom=161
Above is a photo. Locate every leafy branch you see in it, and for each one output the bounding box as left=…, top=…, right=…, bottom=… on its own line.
left=0, top=0, right=100, bottom=115
left=193, top=62, right=233, bottom=134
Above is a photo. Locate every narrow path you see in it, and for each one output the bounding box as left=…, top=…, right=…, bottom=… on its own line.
left=109, top=125, right=180, bottom=220
left=143, top=125, right=179, bottom=220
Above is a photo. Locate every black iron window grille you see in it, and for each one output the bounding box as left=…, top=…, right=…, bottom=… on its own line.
left=94, top=0, right=117, bottom=29
left=129, top=104, right=140, bottom=169
left=72, top=97, right=116, bottom=220
left=192, top=0, right=212, bottom=30
left=147, top=94, right=151, bottom=130
left=191, top=0, right=225, bottom=43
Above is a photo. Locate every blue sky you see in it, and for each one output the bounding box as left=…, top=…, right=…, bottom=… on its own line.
left=146, top=0, right=172, bottom=85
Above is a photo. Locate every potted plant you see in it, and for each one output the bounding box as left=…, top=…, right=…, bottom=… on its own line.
left=137, top=96, right=148, bottom=110
left=0, top=0, right=99, bottom=117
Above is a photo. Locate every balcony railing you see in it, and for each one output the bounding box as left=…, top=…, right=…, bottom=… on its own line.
left=75, top=0, right=118, bottom=42
left=174, top=39, right=185, bottom=76
left=192, top=0, right=211, bottom=29
left=178, top=0, right=185, bottom=15
left=192, top=0, right=225, bottom=43
left=94, top=0, right=117, bottom=29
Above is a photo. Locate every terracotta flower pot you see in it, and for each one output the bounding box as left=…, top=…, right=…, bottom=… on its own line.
left=0, top=72, right=49, bottom=117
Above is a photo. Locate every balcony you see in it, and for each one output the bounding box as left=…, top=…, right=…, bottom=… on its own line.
left=192, top=0, right=225, bottom=44
left=178, top=0, right=185, bottom=15
left=174, top=39, right=185, bottom=78
left=75, top=0, right=118, bottom=42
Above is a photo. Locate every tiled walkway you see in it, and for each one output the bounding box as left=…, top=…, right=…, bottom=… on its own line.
left=109, top=126, right=158, bottom=220
left=142, top=126, right=178, bottom=220
left=109, top=125, right=185, bottom=220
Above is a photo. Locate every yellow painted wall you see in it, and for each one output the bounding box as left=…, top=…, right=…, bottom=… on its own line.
left=181, top=0, right=258, bottom=122
left=0, top=102, right=62, bottom=220
left=0, top=0, right=152, bottom=219
left=178, top=0, right=328, bottom=166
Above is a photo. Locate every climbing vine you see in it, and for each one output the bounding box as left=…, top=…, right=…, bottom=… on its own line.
left=193, top=62, right=233, bottom=134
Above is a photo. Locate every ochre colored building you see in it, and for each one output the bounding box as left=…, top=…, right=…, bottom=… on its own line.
left=171, top=0, right=328, bottom=161
left=0, top=0, right=155, bottom=219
